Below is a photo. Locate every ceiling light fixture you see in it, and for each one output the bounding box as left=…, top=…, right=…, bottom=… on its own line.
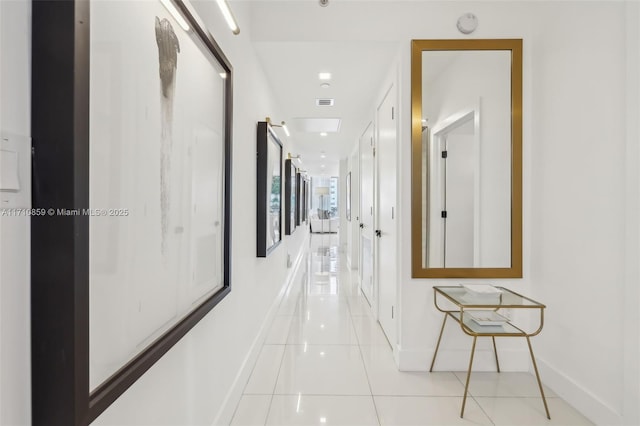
left=318, top=72, right=332, bottom=80
left=160, top=0, right=190, bottom=32
left=216, top=0, right=240, bottom=35
left=320, top=132, right=327, bottom=137
left=265, top=117, right=290, bottom=136
left=320, top=82, right=330, bottom=89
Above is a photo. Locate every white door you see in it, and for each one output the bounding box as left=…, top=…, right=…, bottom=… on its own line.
left=376, top=85, right=397, bottom=346
left=359, top=123, right=375, bottom=306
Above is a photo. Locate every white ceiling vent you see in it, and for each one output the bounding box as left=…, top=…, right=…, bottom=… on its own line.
left=316, top=98, right=335, bottom=107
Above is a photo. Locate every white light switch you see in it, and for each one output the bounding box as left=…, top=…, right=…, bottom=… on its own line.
left=0, top=148, right=20, bottom=191
left=0, top=132, right=31, bottom=208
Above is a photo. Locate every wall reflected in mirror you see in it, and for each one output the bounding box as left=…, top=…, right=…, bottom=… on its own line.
left=411, top=39, right=522, bottom=278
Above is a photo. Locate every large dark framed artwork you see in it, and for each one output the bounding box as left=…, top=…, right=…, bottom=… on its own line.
left=302, top=178, right=308, bottom=223
left=304, top=178, right=310, bottom=223
left=296, top=171, right=303, bottom=226
left=285, top=159, right=297, bottom=235
left=31, top=0, right=233, bottom=423
left=257, top=122, right=282, bottom=257
left=346, top=172, right=352, bottom=221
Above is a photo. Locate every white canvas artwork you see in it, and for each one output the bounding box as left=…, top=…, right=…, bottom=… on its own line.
left=89, top=0, right=227, bottom=390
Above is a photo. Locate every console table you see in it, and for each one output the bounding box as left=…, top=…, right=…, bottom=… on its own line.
left=430, top=285, right=550, bottom=419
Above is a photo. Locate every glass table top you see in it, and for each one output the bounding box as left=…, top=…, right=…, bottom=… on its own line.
left=434, top=285, right=545, bottom=308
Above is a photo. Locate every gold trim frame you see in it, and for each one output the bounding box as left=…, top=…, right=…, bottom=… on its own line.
left=411, top=39, right=523, bottom=278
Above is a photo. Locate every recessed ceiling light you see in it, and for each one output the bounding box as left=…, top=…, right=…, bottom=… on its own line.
left=321, top=165, right=325, bottom=168
left=320, top=132, right=327, bottom=136
left=320, top=82, right=330, bottom=89
left=320, top=154, right=326, bottom=159
left=318, top=72, right=332, bottom=80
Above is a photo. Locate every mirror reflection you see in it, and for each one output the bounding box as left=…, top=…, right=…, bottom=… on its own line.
left=423, top=50, right=511, bottom=268
left=411, top=39, right=522, bottom=278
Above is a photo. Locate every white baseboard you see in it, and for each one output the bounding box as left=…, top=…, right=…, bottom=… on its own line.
left=537, top=359, right=621, bottom=425
left=397, top=346, right=531, bottom=372
left=212, top=238, right=308, bottom=426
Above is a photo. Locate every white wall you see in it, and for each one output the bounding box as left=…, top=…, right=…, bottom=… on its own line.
left=623, top=2, right=640, bottom=424
left=92, top=2, right=311, bottom=424
left=0, top=0, right=31, bottom=424
left=525, top=3, right=637, bottom=424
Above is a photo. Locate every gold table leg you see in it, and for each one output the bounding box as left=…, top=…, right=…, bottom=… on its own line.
left=492, top=336, right=500, bottom=372
left=526, top=336, right=551, bottom=419
left=429, top=313, right=448, bottom=372
left=461, top=336, right=478, bottom=418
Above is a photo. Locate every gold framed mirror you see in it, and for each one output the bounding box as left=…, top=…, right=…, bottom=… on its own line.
left=411, top=39, right=522, bottom=278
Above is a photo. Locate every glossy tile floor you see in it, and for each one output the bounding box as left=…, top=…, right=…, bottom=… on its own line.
left=230, top=234, right=593, bottom=426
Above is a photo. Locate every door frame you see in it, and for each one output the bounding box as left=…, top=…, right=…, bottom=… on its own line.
left=358, top=121, right=376, bottom=311
left=430, top=105, right=481, bottom=266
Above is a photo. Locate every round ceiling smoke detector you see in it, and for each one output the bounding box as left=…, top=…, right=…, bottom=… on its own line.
left=457, top=13, right=478, bottom=34
left=319, top=0, right=329, bottom=7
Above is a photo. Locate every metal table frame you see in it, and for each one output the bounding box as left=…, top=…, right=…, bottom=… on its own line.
left=430, top=286, right=550, bottom=419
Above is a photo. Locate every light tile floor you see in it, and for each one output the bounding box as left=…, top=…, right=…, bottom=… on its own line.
left=230, top=234, right=593, bottom=426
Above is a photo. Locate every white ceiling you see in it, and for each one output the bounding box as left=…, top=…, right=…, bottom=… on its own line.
left=252, top=40, right=400, bottom=176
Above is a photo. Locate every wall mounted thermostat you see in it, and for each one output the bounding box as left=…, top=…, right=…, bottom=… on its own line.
left=457, top=13, right=478, bottom=34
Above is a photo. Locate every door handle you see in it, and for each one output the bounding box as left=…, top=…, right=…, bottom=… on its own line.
left=375, top=229, right=382, bottom=237
left=359, top=223, right=364, bottom=229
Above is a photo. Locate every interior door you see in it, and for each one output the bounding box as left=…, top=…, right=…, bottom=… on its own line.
left=376, top=85, right=397, bottom=345
left=359, top=122, right=375, bottom=306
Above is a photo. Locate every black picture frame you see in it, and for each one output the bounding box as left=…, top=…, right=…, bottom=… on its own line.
left=285, top=159, right=297, bottom=235
left=301, top=177, right=308, bottom=224
left=346, top=172, right=352, bottom=221
left=31, top=0, right=233, bottom=423
left=296, top=172, right=303, bottom=226
left=257, top=122, right=282, bottom=257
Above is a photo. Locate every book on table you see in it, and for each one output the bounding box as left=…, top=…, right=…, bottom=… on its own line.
left=465, top=310, right=509, bottom=326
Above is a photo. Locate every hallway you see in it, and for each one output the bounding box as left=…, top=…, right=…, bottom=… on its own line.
left=229, top=234, right=593, bottom=426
